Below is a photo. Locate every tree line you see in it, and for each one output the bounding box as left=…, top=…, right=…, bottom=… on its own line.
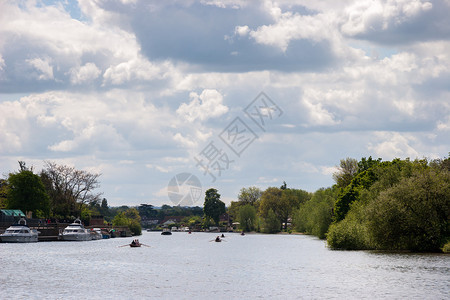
left=1, top=161, right=103, bottom=220
left=211, top=155, right=449, bottom=252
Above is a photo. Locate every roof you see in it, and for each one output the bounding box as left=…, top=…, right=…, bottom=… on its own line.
left=0, top=209, right=26, bottom=217
left=160, top=216, right=185, bottom=224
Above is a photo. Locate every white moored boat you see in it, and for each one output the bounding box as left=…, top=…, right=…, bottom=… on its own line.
left=0, top=218, right=39, bottom=243
left=60, top=218, right=91, bottom=241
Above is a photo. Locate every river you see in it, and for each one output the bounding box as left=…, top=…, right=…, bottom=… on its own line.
left=1, top=232, right=448, bottom=299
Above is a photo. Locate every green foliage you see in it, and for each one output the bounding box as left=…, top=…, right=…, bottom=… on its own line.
left=203, top=188, right=225, bottom=225
left=293, top=188, right=336, bottom=239
left=112, top=212, right=129, bottom=226
left=442, top=241, right=450, bottom=253
left=202, top=216, right=214, bottom=229
left=112, top=208, right=142, bottom=236
left=238, top=204, right=257, bottom=232
left=186, top=215, right=203, bottom=228
left=238, top=186, right=262, bottom=206
left=333, top=158, right=359, bottom=188
left=366, top=168, right=449, bottom=252
left=227, top=201, right=242, bottom=223
left=262, top=208, right=280, bottom=233
left=260, top=187, right=310, bottom=230
left=328, top=156, right=450, bottom=252
left=128, top=219, right=142, bottom=236
left=334, top=162, right=383, bottom=221
left=80, top=206, right=92, bottom=223
left=0, top=179, right=8, bottom=209
left=327, top=202, right=371, bottom=250
left=7, top=169, right=50, bottom=217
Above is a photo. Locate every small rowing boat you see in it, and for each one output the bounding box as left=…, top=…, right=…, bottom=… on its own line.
left=130, top=239, right=141, bottom=247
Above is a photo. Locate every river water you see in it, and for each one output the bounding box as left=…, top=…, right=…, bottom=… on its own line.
left=1, top=232, right=448, bottom=299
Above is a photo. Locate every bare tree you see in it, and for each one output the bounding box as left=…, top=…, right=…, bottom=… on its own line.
left=41, top=161, right=102, bottom=217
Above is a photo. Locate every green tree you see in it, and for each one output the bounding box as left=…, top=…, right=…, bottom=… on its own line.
left=334, top=167, right=377, bottom=221
left=366, top=168, right=450, bottom=251
left=259, top=187, right=283, bottom=231
left=203, top=188, right=225, bottom=225
left=238, top=204, right=257, bottom=232
left=238, top=186, right=262, bottom=209
left=7, top=168, right=50, bottom=217
left=260, top=187, right=309, bottom=230
left=293, top=187, right=336, bottom=239
left=112, top=208, right=142, bottom=236
left=227, top=201, right=242, bottom=224
left=0, top=178, right=9, bottom=209
left=263, top=208, right=280, bottom=233
left=333, top=158, right=359, bottom=188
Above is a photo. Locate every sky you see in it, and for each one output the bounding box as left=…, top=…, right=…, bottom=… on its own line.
left=0, top=0, right=449, bottom=207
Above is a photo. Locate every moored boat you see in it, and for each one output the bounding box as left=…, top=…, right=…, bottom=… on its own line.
left=60, top=218, right=91, bottom=241
left=0, top=218, right=39, bottom=243
left=90, top=228, right=103, bottom=240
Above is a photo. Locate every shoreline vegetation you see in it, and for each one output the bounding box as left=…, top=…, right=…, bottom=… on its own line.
left=1, top=155, right=449, bottom=252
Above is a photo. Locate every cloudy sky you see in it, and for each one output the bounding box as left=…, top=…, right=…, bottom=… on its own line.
left=1, top=0, right=449, bottom=207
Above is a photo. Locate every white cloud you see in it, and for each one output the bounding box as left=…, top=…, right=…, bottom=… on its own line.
left=234, top=25, right=250, bottom=36
left=26, top=57, right=54, bottom=80
left=341, top=0, right=433, bottom=36
left=70, top=63, right=101, bottom=84
left=368, top=132, right=420, bottom=159
left=0, top=0, right=449, bottom=206
left=246, top=8, right=332, bottom=52
left=176, top=89, right=229, bottom=122
left=302, top=98, right=340, bottom=126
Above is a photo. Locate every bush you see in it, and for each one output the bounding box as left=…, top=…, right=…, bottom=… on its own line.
left=327, top=202, right=372, bottom=250
left=327, top=218, right=369, bottom=250
left=442, top=241, right=450, bottom=253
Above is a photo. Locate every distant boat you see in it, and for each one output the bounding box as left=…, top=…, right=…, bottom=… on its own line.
left=0, top=218, right=39, bottom=243
left=161, top=228, right=172, bottom=235
left=60, top=218, right=91, bottom=241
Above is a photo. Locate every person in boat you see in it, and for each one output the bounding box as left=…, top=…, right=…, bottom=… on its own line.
left=241, top=231, right=245, bottom=236
left=221, top=233, right=225, bottom=238
left=131, top=239, right=136, bottom=246
left=215, top=236, right=221, bottom=242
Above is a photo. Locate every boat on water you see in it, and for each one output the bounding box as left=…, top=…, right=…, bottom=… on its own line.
left=0, top=218, right=39, bottom=243
left=60, top=219, right=91, bottom=241
left=130, top=239, right=141, bottom=247
left=90, top=228, right=103, bottom=240
left=161, top=228, right=172, bottom=235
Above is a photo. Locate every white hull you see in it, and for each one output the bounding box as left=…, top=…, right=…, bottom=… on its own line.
left=60, top=219, right=91, bottom=241
left=0, top=219, right=39, bottom=243
left=61, top=233, right=91, bottom=241
left=0, top=234, right=38, bottom=243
